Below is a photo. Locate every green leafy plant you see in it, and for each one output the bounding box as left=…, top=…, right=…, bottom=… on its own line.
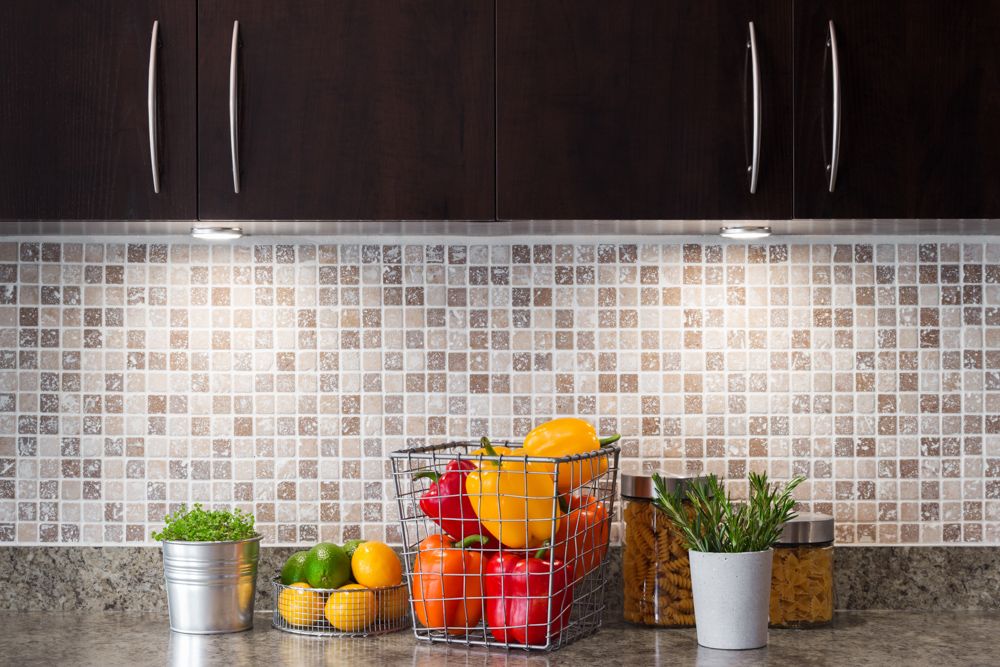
left=652, top=472, right=804, bottom=553
left=153, top=503, right=257, bottom=542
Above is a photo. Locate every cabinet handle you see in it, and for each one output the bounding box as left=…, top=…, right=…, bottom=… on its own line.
left=826, top=20, right=841, bottom=193
left=747, top=21, right=761, bottom=194
left=147, top=20, right=160, bottom=194
left=229, top=20, right=240, bottom=194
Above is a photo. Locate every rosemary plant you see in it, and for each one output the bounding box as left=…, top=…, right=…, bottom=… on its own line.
left=652, top=472, right=805, bottom=553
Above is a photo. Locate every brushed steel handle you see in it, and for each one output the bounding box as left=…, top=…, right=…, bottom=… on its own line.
left=147, top=20, right=160, bottom=194
left=826, top=20, right=841, bottom=193
left=229, top=20, right=240, bottom=194
left=747, top=21, right=761, bottom=194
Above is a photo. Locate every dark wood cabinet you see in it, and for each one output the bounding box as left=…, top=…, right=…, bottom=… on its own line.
left=4, top=0, right=1000, bottom=226
left=497, top=0, right=793, bottom=221
left=0, top=1, right=196, bottom=222
left=197, top=0, right=495, bottom=221
left=794, top=0, right=1000, bottom=219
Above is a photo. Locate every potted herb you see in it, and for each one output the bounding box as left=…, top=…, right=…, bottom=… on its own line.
left=155, top=503, right=261, bottom=634
left=653, top=472, right=803, bottom=650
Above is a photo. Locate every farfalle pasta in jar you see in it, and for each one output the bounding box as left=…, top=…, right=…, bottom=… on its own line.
left=622, top=473, right=708, bottom=627
left=769, top=512, right=835, bottom=628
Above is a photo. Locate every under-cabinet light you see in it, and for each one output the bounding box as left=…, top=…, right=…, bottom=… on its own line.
left=719, top=225, right=771, bottom=240
left=190, top=226, right=244, bottom=241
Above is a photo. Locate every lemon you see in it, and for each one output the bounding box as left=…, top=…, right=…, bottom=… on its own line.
left=277, top=582, right=325, bottom=627
left=376, top=585, right=409, bottom=621
left=324, top=583, right=377, bottom=632
left=351, top=541, right=403, bottom=588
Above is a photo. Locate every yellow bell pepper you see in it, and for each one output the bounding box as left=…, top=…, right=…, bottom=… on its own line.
left=465, top=438, right=562, bottom=549
left=521, top=418, right=621, bottom=494
left=468, top=443, right=516, bottom=458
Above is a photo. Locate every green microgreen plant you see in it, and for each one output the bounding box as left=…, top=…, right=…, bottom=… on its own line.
left=652, top=472, right=804, bottom=553
left=153, top=503, right=257, bottom=542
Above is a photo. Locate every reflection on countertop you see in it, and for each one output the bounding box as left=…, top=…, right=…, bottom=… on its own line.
left=0, top=610, right=997, bottom=666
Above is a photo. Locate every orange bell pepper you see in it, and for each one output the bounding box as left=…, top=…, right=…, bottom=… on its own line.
left=411, top=533, right=487, bottom=635
left=551, top=494, right=609, bottom=581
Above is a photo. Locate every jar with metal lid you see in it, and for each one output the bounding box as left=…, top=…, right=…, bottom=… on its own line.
left=769, top=512, right=835, bottom=628
left=621, top=472, right=707, bottom=627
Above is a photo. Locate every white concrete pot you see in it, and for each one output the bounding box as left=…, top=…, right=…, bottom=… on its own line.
left=689, top=549, right=773, bottom=650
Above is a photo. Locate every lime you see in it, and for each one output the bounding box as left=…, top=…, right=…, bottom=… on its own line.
left=280, top=550, right=311, bottom=585
left=342, top=539, right=366, bottom=559
left=304, top=542, right=352, bottom=589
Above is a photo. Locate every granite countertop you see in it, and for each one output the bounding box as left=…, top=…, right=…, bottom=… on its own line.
left=1, top=611, right=996, bottom=666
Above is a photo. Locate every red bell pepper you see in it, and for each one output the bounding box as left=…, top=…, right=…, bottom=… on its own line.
left=415, top=460, right=496, bottom=549
left=483, top=547, right=575, bottom=646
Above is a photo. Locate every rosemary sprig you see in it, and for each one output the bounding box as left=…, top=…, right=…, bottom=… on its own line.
left=652, top=472, right=804, bottom=553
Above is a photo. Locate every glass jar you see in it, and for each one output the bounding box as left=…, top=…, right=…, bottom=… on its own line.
left=621, top=472, right=707, bottom=627
left=769, top=512, right=835, bottom=628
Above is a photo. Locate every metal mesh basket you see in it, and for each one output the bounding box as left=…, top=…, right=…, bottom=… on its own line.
left=271, top=576, right=411, bottom=637
left=390, top=440, right=620, bottom=651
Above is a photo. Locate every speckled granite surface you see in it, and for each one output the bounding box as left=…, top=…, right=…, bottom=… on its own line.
left=0, top=611, right=997, bottom=666
left=833, top=547, right=1000, bottom=610
left=0, top=546, right=300, bottom=612
left=2, top=546, right=999, bottom=613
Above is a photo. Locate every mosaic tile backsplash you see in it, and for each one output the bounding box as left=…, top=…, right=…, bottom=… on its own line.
left=1, top=238, right=999, bottom=546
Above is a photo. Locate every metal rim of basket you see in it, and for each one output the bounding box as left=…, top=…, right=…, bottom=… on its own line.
left=271, top=575, right=411, bottom=637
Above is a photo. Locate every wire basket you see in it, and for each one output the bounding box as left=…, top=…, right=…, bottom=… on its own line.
left=390, top=440, right=620, bottom=651
left=271, top=576, right=411, bottom=637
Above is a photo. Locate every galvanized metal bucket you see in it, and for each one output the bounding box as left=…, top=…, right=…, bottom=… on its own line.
left=162, top=535, right=262, bottom=634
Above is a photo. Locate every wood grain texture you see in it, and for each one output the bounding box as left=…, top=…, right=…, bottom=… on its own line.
left=497, top=0, right=793, bottom=221
left=0, top=0, right=196, bottom=222
left=197, top=0, right=495, bottom=221
left=794, top=0, right=1000, bottom=219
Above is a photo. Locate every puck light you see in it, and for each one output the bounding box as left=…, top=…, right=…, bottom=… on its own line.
left=190, top=226, right=244, bottom=241
left=719, top=225, right=771, bottom=240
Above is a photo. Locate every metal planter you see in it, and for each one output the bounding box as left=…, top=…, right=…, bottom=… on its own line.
left=162, top=536, right=262, bottom=634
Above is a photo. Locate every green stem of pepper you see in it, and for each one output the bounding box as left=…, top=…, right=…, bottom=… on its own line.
left=454, top=534, right=489, bottom=549
left=479, top=437, right=500, bottom=457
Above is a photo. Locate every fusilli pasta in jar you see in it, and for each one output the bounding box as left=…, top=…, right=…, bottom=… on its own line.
left=621, top=472, right=708, bottom=627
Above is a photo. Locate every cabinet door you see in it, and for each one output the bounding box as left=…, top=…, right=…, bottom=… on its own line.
left=795, top=1, right=1000, bottom=219
left=497, top=0, right=792, bottom=221
left=198, top=1, right=494, bottom=221
left=0, top=1, right=196, bottom=221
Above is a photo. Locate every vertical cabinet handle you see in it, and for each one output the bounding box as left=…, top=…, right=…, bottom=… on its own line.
left=826, top=20, right=841, bottom=193
left=229, top=20, right=240, bottom=194
left=747, top=21, right=761, bottom=194
left=147, top=20, right=160, bottom=194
